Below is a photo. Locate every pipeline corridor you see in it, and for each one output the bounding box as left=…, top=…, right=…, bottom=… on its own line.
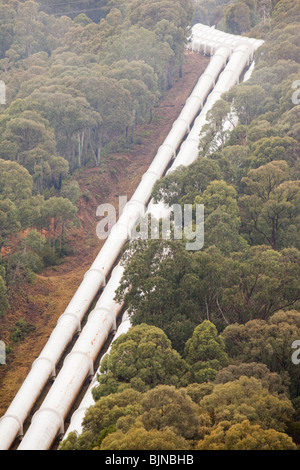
left=0, top=24, right=263, bottom=451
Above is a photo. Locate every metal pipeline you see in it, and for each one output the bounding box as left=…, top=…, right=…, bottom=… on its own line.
left=0, top=23, right=263, bottom=451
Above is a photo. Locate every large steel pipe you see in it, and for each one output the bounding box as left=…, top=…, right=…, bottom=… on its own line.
left=59, top=42, right=261, bottom=446
left=0, top=23, right=264, bottom=451
left=61, top=32, right=263, bottom=449
left=188, top=23, right=263, bottom=57
left=0, top=30, right=231, bottom=451
left=171, top=41, right=262, bottom=171
left=15, top=45, right=234, bottom=451
left=63, top=312, right=131, bottom=438
left=16, top=53, right=221, bottom=447
left=18, top=264, right=125, bottom=450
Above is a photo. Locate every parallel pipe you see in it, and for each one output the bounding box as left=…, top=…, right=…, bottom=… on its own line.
left=172, top=40, right=262, bottom=171
left=63, top=312, right=131, bottom=438
left=58, top=37, right=262, bottom=447
left=60, top=29, right=263, bottom=447
left=16, top=44, right=231, bottom=451
left=0, top=23, right=264, bottom=451
left=0, top=28, right=232, bottom=451
left=18, top=264, right=125, bottom=450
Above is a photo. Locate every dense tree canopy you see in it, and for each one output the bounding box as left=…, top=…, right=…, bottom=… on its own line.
left=60, top=333, right=297, bottom=450
left=196, top=420, right=296, bottom=450
left=92, top=324, right=189, bottom=399
left=116, top=240, right=300, bottom=338
left=184, top=321, right=228, bottom=382
left=222, top=310, right=300, bottom=397
left=0, top=0, right=193, bottom=178
left=0, top=0, right=193, bottom=313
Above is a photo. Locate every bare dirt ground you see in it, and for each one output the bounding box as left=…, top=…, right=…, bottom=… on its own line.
left=0, top=51, right=209, bottom=417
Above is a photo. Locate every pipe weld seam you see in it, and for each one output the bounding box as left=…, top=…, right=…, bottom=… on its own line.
left=185, top=137, right=203, bottom=145
left=84, top=268, right=106, bottom=285
left=201, top=71, right=218, bottom=80
left=0, top=414, right=23, bottom=436
left=32, top=408, right=64, bottom=435
left=186, top=94, right=204, bottom=103
left=142, top=170, right=160, bottom=180
left=158, top=142, right=176, bottom=157
left=89, top=306, right=112, bottom=320
left=70, top=406, right=88, bottom=422
left=217, top=69, right=240, bottom=83
left=32, top=356, right=56, bottom=377
left=65, top=351, right=94, bottom=376
left=57, top=312, right=81, bottom=332
left=175, top=118, right=190, bottom=132
left=88, top=309, right=117, bottom=333
left=125, top=199, right=146, bottom=217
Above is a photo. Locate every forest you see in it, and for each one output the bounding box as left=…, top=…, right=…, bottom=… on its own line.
left=0, top=0, right=300, bottom=451
left=0, top=0, right=193, bottom=305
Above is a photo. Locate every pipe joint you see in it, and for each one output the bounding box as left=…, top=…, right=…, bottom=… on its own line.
left=88, top=306, right=112, bottom=323
left=142, top=170, right=160, bottom=181
left=32, top=357, right=56, bottom=379
left=32, top=408, right=64, bottom=437
left=65, top=351, right=94, bottom=377
left=0, top=414, right=23, bottom=437
left=175, top=118, right=190, bottom=133
left=69, top=406, right=88, bottom=424
left=158, top=142, right=176, bottom=158
left=57, top=312, right=81, bottom=333
left=84, top=268, right=106, bottom=286
left=125, top=199, right=146, bottom=218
